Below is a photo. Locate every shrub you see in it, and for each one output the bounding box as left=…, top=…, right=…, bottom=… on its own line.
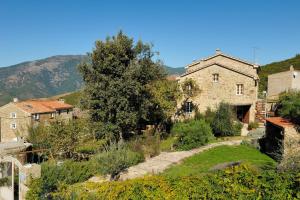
left=26, top=160, right=97, bottom=199
left=53, top=164, right=300, bottom=200
left=248, top=121, right=259, bottom=130
left=211, top=102, right=242, bottom=136
left=93, top=143, right=144, bottom=180
left=172, top=119, right=215, bottom=150
left=128, top=133, right=161, bottom=158
left=204, top=107, right=216, bottom=125
left=278, top=91, right=300, bottom=126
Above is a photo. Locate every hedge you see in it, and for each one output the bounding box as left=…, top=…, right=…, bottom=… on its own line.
left=47, top=164, right=300, bottom=200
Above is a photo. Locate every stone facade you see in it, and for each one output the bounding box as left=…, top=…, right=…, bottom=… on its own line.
left=179, top=50, right=259, bottom=123
left=268, top=65, right=300, bottom=99
left=0, top=100, right=73, bottom=142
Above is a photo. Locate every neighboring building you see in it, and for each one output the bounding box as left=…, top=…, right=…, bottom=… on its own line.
left=267, top=65, right=300, bottom=99
left=178, top=49, right=259, bottom=123
left=0, top=99, right=73, bottom=142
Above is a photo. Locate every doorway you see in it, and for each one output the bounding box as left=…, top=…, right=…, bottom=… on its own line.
left=234, top=105, right=251, bottom=124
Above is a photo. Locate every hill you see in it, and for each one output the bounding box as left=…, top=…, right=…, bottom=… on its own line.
left=0, top=55, right=86, bottom=106
left=259, top=54, right=300, bottom=92
left=0, top=55, right=184, bottom=106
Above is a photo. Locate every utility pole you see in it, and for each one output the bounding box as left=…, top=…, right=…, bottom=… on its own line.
left=252, top=46, right=260, bottom=64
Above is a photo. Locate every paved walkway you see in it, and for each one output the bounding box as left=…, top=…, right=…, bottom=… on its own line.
left=118, top=140, right=242, bottom=180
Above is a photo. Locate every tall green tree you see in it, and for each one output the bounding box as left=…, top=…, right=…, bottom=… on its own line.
left=79, top=32, right=165, bottom=140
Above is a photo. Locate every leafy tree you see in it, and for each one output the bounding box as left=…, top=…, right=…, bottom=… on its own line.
left=278, top=91, right=300, bottom=126
left=79, top=32, right=165, bottom=141
left=147, top=79, right=181, bottom=128
left=28, top=119, right=90, bottom=159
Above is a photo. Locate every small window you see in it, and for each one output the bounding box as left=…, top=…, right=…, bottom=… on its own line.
left=213, top=74, right=219, bottom=82
left=185, top=102, right=193, bottom=113
left=10, top=123, right=17, bottom=129
left=33, top=113, right=40, bottom=120
left=10, top=112, right=17, bottom=119
left=236, top=84, right=244, bottom=95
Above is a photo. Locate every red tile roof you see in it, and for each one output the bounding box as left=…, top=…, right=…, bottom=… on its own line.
left=15, top=100, right=73, bottom=114
left=266, top=117, right=294, bottom=128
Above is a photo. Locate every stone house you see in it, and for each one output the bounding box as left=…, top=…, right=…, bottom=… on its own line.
left=178, top=49, right=259, bottom=123
left=267, top=65, right=300, bottom=99
left=0, top=99, right=73, bottom=142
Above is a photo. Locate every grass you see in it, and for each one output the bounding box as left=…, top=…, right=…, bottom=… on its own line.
left=162, top=145, right=276, bottom=177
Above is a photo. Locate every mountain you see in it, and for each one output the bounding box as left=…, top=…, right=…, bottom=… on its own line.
left=0, top=55, right=87, bottom=106
left=0, top=55, right=184, bottom=106
left=259, top=54, right=300, bottom=92
left=164, top=65, right=185, bottom=75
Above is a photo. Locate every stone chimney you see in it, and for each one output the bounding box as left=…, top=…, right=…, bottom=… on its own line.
left=290, top=65, right=294, bottom=71
left=215, top=49, right=222, bottom=55
left=13, top=98, right=18, bottom=103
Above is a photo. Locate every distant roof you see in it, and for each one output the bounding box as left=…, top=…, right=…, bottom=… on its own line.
left=266, top=117, right=294, bottom=128
left=166, top=75, right=179, bottom=81
left=15, top=100, right=73, bottom=114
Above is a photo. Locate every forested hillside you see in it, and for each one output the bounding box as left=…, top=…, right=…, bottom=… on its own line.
left=259, top=54, right=300, bottom=92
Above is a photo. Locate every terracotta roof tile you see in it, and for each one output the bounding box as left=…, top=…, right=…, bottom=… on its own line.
left=15, top=100, right=73, bottom=114
left=266, top=117, right=294, bottom=128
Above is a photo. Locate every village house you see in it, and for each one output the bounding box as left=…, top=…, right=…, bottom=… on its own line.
left=0, top=99, right=73, bottom=142
left=267, top=65, right=300, bottom=99
left=179, top=49, right=259, bottom=123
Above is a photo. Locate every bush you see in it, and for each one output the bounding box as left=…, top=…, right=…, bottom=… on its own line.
left=172, top=119, right=215, bottom=150
left=128, top=133, right=161, bottom=158
left=278, top=91, right=300, bottom=126
left=248, top=121, right=259, bottom=130
left=26, top=160, right=97, bottom=199
left=93, top=143, right=144, bottom=180
left=53, top=164, right=300, bottom=200
left=211, top=102, right=242, bottom=137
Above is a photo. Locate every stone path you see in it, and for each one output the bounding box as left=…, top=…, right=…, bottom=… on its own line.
left=118, top=140, right=242, bottom=180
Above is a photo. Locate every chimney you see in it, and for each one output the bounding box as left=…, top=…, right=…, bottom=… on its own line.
left=215, top=49, right=222, bottom=55
left=13, top=98, right=18, bottom=103
left=290, top=65, right=294, bottom=71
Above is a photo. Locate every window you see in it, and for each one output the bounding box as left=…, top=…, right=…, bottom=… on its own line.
left=213, top=73, right=219, bottom=82
left=33, top=113, right=40, bottom=120
left=185, top=102, right=193, bottom=113
left=10, top=112, right=17, bottom=118
left=236, top=84, right=244, bottom=95
left=50, top=113, right=55, bottom=118
left=10, top=123, right=17, bottom=129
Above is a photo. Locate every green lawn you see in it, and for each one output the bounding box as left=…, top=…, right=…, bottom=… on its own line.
left=162, top=145, right=276, bottom=177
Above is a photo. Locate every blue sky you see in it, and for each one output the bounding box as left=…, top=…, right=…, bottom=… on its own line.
left=0, top=0, right=299, bottom=67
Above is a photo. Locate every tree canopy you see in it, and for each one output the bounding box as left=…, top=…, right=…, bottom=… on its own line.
left=79, top=32, right=166, bottom=140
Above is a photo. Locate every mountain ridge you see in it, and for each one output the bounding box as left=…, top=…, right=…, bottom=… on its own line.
left=0, top=55, right=184, bottom=106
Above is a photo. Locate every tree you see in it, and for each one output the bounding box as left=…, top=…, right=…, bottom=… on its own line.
left=278, top=91, right=300, bottom=126
left=79, top=32, right=165, bottom=141
left=147, top=79, right=181, bottom=128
